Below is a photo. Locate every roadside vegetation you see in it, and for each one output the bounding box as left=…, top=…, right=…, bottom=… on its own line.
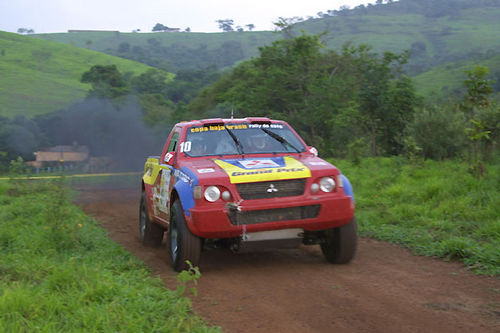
left=334, top=157, right=500, bottom=275
left=0, top=179, right=220, bottom=332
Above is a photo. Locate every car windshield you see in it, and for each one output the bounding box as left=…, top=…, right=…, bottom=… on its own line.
left=184, top=122, right=306, bottom=157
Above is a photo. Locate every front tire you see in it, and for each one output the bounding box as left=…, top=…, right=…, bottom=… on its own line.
left=320, top=218, right=357, bottom=264
left=139, top=192, right=164, bottom=247
left=168, top=200, right=202, bottom=271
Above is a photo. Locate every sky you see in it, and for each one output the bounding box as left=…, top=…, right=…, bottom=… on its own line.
left=0, top=0, right=374, bottom=34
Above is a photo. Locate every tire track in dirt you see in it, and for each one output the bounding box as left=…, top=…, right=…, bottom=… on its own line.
left=77, top=188, right=500, bottom=333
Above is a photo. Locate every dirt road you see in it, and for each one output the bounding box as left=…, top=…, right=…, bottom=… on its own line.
left=77, top=188, right=500, bottom=333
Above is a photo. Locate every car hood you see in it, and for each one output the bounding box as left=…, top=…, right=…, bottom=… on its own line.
left=179, top=155, right=338, bottom=185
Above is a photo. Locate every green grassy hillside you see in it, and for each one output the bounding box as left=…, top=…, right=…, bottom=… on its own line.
left=0, top=31, right=172, bottom=118
left=33, top=2, right=500, bottom=78
left=31, top=1, right=500, bottom=101
left=35, top=31, right=278, bottom=72
left=413, top=53, right=500, bottom=98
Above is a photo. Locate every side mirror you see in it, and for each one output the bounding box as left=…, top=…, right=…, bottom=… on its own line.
left=307, top=146, right=318, bottom=157
left=163, top=151, right=175, bottom=166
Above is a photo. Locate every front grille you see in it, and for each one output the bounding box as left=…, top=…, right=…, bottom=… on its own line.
left=236, top=179, right=306, bottom=200
left=228, top=205, right=320, bottom=225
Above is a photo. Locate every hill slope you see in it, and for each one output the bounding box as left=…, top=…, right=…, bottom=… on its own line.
left=299, top=5, right=500, bottom=75
left=413, top=53, right=500, bottom=98
left=34, top=30, right=278, bottom=73
left=33, top=1, right=500, bottom=78
left=0, top=31, right=172, bottom=118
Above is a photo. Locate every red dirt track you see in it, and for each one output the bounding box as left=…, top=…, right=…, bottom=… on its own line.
left=77, top=188, right=500, bottom=333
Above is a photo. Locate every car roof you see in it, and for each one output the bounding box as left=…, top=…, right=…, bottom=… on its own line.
left=176, top=117, right=286, bottom=128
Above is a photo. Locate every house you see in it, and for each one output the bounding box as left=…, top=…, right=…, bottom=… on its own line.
left=27, top=145, right=90, bottom=169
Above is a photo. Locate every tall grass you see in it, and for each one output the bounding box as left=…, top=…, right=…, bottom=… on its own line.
left=0, top=179, right=220, bottom=332
left=333, top=157, right=500, bottom=275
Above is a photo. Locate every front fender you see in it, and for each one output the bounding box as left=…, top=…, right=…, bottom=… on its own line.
left=173, top=167, right=198, bottom=217
left=173, top=181, right=195, bottom=217
left=341, top=174, right=354, bottom=203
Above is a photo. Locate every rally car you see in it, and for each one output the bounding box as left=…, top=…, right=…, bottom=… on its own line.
left=140, top=117, right=356, bottom=271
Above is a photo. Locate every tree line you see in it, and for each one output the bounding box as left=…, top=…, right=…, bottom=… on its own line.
left=2, top=33, right=498, bottom=174
left=183, top=33, right=499, bottom=169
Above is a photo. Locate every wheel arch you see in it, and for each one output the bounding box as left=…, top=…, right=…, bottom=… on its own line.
left=341, top=174, right=354, bottom=203
left=172, top=180, right=195, bottom=217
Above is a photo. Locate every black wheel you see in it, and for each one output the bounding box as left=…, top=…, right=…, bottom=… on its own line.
left=169, top=199, right=202, bottom=272
left=139, top=192, right=164, bottom=247
left=320, top=218, right=357, bottom=264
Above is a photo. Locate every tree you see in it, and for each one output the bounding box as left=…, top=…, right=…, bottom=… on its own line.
left=216, top=19, right=234, bottom=32
left=462, top=65, right=493, bottom=111
left=245, top=24, right=255, bottom=31
left=118, top=42, right=130, bottom=53
left=355, top=48, right=414, bottom=156
left=461, top=65, right=498, bottom=175
left=186, top=33, right=419, bottom=157
left=152, top=23, right=168, bottom=32
left=81, top=65, right=129, bottom=99
left=272, top=17, right=303, bottom=38
left=17, top=27, right=35, bottom=34
left=131, top=69, right=167, bottom=94
left=185, top=27, right=191, bottom=32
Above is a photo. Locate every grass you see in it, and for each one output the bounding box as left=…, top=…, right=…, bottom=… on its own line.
left=331, top=157, right=500, bottom=276
left=0, top=31, right=172, bottom=118
left=0, top=179, right=220, bottom=332
left=412, top=53, right=500, bottom=98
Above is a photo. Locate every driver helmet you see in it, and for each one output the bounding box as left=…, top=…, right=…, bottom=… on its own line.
left=190, top=138, right=207, bottom=155
left=250, top=133, right=268, bottom=150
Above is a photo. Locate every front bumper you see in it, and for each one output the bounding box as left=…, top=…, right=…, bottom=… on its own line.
left=186, top=194, right=354, bottom=239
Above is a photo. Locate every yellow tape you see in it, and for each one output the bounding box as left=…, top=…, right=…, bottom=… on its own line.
left=0, top=172, right=140, bottom=181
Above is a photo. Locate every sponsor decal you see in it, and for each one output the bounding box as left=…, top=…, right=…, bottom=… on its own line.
left=214, top=156, right=311, bottom=184
left=239, top=159, right=280, bottom=169
left=174, top=169, right=192, bottom=184
left=190, top=124, right=248, bottom=133
left=247, top=123, right=284, bottom=129
left=309, top=146, right=318, bottom=156
left=197, top=168, right=215, bottom=174
left=164, top=152, right=174, bottom=163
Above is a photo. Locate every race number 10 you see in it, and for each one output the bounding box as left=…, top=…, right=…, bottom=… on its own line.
left=180, top=141, right=192, bottom=153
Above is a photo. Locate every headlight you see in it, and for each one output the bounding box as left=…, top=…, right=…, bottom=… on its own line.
left=204, top=186, right=221, bottom=202
left=310, top=183, right=320, bottom=193
left=319, top=177, right=335, bottom=192
left=221, top=190, right=231, bottom=201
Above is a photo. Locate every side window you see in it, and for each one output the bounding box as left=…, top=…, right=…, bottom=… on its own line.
left=167, top=132, right=179, bottom=152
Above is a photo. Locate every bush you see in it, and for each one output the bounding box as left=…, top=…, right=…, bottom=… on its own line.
left=405, top=106, right=467, bottom=159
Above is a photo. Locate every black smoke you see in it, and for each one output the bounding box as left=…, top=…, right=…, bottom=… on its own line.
left=35, top=96, right=168, bottom=171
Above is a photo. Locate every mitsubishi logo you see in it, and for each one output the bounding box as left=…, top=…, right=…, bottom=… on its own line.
left=266, top=184, right=278, bottom=193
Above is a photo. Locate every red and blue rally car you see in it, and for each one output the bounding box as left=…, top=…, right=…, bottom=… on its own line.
left=140, top=117, right=356, bottom=271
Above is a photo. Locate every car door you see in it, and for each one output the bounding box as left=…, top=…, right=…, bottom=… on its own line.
left=153, top=130, right=180, bottom=222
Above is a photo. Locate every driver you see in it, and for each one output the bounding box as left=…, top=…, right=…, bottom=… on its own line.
left=190, top=138, right=207, bottom=156
left=248, top=133, right=269, bottom=152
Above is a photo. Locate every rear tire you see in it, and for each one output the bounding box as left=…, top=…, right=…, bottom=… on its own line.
left=168, top=200, right=202, bottom=271
left=139, top=192, right=164, bottom=247
left=320, top=218, right=357, bottom=264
